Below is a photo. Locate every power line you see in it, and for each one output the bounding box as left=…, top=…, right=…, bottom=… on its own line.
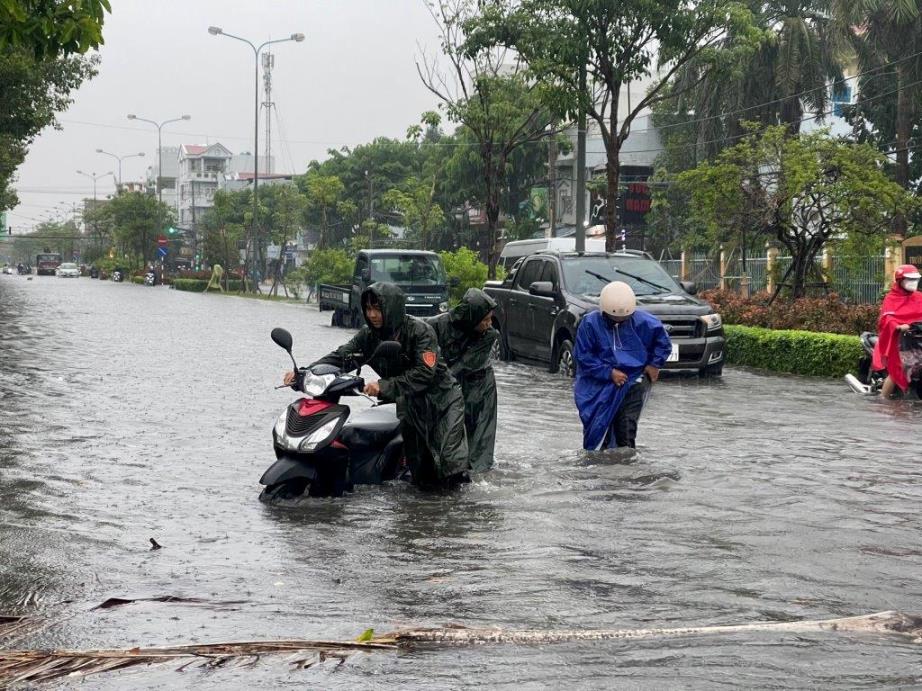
left=632, top=47, right=922, bottom=136
left=584, top=76, right=922, bottom=156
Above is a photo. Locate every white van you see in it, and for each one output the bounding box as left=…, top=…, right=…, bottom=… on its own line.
left=498, top=237, right=607, bottom=271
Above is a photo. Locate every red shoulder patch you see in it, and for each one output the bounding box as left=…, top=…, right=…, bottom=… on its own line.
left=422, top=351, right=437, bottom=368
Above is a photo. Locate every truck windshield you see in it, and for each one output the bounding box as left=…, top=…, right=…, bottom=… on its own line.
left=370, top=255, right=447, bottom=285
left=562, top=256, right=681, bottom=296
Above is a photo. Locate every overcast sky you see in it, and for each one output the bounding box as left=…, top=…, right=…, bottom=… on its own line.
left=10, top=0, right=445, bottom=231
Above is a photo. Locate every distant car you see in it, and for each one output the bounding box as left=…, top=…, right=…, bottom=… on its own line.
left=1, top=266, right=13, bottom=275
left=56, top=262, right=80, bottom=278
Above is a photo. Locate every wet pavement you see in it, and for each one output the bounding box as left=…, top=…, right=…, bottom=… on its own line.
left=2, top=274, right=922, bottom=688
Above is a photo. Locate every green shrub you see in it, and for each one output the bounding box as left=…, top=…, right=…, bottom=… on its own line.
left=724, top=324, right=862, bottom=378
left=702, top=289, right=878, bottom=335
left=303, top=249, right=353, bottom=287
left=439, top=247, right=505, bottom=304
left=130, top=276, right=144, bottom=285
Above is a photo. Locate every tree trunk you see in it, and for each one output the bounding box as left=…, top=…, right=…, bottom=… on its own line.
left=486, top=195, right=500, bottom=279
left=604, top=144, right=621, bottom=253
left=893, top=63, right=912, bottom=237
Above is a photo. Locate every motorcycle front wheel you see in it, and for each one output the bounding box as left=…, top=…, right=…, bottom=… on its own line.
left=259, top=478, right=310, bottom=502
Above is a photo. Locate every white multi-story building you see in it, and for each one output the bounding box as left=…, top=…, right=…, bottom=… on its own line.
left=175, top=145, right=279, bottom=228
left=176, top=143, right=234, bottom=227
left=145, top=145, right=180, bottom=211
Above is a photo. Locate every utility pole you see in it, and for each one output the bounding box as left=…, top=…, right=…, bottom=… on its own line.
left=366, top=169, right=374, bottom=249
left=575, top=58, right=587, bottom=254
left=548, top=130, right=557, bottom=238
left=262, top=51, right=274, bottom=175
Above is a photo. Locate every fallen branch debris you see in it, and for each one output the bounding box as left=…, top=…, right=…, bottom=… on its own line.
left=1, top=610, right=919, bottom=684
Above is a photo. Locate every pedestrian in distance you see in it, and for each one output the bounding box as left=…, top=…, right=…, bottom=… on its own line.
left=426, top=288, right=499, bottom=473
left=573, top=281, right=672, bottom=450
left=287, top=282, right=469, bottom=489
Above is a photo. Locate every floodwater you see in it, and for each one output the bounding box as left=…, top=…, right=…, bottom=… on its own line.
left=2, top=274, right=922, bottom=689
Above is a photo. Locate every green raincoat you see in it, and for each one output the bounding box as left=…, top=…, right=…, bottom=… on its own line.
left=312, top=282, right=469, bottom=487
left=427, top=288, right=498, bottom=472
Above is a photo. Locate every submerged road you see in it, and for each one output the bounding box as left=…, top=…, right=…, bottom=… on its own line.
left=2, top=274, right=922, bottom=688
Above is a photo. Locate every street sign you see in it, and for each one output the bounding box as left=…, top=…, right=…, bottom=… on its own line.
left=157, top=246, right=168, bottom=258
left=266, top=244, right=281, bottom=260
left=157, top=235, right=168, bottom=247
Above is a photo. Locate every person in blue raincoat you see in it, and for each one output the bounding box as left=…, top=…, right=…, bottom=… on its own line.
left=573, top=281, right=672, bottom=450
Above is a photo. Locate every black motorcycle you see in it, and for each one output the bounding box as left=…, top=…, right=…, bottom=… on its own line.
left=111, top=268, right=124, bottom=283
left=144, top=270, right=156, bottom=286
left=846, top=321, right=922, bottom=398
left=260, top=328, right=406, bottom=500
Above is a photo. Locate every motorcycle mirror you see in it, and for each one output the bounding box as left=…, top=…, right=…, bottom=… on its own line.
left=270, top=328, right=293, bottom=353
left=271, top=327, right=299, bottom=373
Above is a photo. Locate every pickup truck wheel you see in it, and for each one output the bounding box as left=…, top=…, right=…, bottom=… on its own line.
left=551, top=339, right=575, bottom=377
left=699, top=362, right=724, bottom=377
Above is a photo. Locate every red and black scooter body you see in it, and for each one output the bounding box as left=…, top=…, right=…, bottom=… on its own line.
left=260, top=360, right=405, bottom=500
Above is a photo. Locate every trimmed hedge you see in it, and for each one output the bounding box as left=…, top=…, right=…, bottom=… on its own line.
left=724, top=324, right=862, bottom=378
left=172, top=278, right=243, bottom=292
left=130, top=276, right=144, bottom=285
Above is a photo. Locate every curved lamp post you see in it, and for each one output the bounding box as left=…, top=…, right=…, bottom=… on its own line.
left=96, top=149, right=145, bottom=189
left=207, top=26, right=304, bottom=285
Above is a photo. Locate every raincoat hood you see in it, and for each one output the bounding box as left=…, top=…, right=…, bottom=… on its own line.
left=450, top=288, right=497, bottom=332
left=361, top=282, right=406, bottom=337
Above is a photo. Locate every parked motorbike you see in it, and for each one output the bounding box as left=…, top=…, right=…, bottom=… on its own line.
left=845, top=321, right=922, bottom=398
left=144, top=270, right=156, bottom=286
left=260, top=327, right=406, bottom=501
left=111, top=269, right=124, bottom=283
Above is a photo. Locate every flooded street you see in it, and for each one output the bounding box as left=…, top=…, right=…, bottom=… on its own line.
left=3, top=275, right=922, bottom=688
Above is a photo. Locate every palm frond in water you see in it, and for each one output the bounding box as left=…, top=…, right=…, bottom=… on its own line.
left=0, top=638, right=398, bottom=684
left=2, top=610, right=919, bottom=684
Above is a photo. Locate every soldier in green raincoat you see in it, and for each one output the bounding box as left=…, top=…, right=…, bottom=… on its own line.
left=427, top=288, right=498, bottom=472
left=309, top=282, right=469, bottom=489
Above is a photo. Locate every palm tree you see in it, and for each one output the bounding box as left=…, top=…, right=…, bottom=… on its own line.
left=831, top=0, right=922, bottom=236
left=671, top=1, right=843, bottom=160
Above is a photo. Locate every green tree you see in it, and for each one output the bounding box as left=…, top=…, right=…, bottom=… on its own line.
left=1, top=0, right=110, bottom=58
left=200, top=188, right=250, bottom=270
left=832, top=0, right=922, bottom=235
left=678, top=125, right=917, bottom=297
left=107, top=192, right=174, bottom=266
left=298, top=171, right=345, bottom=250
left=0, top=50, right=97, bottom=210
left=465, top=0, right=755, bottom=252
left=419, top=1, right=554, bottom=276
left=381, top=176, right=444, bottom=250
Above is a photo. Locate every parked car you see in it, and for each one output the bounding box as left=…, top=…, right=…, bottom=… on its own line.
left=55, top=262, right=81, bottom=278
left=319, top=249, right=456, bottom=328
left=484, top=249, right=725, bottom=376
left=498, top=236, right=607, bottom=272
left=1, top=265, right=13, bottom=275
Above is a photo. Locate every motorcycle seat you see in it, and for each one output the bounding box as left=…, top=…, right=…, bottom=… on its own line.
left=340, top=405, right=401, bottom=448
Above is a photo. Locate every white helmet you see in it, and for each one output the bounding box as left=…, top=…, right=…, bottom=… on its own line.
left=600, top=281, right=636, bottom=318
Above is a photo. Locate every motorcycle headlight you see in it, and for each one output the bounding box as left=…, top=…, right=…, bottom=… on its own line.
left=299, top=418, right=339, bottom=452
left=302, top=372, right=336, bottom=397
left=700, top=313, right=722, bottom=332
left=438, top=301, right=449, bottom=313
